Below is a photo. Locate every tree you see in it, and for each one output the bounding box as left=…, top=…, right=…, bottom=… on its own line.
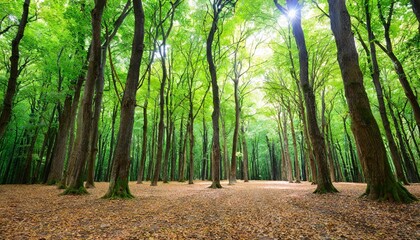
left=274, top=0, right=337, bottom=193
left=0, top=0, right=31, bottom=139
left=63, top=0, right=107, bottom=195
left=327, top=0, right=417, bottom=203
left=151, top=0, right=181, bottom=187
left=85, top=0, right=132, bottom=189
left=206, top=0, right=238, bottom=189
left=103, top=0, right=145, bottom=199
left=374, top=0, right=420, bottom=130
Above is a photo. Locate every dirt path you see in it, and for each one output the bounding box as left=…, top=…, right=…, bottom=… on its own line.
left=0, top=181, right=419, bottom=239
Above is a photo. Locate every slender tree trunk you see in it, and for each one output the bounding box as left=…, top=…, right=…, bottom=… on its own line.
left=396, top=109, right=420, bottom=182
left=288, top=108, right=300, bottom=183
left=221, top=114, right=229, bottom=180
left=0, top=0, right=30, bottom=139
left=188, top=117, right=194, bottom=184
left=363, top=0, right=409, bottom=185
left=328, top=0, right=416, bottom=202
left=241, top=123, right=249, bottom=182
left=164, top=122, right=173, bottom=183
left=229, top=79, right=240, bottom=185
left=275, top=0, right=336, bottom=193
left=103, top=0, right=145, bottom=199
left=201, top=113, right=208, bottom=180
left=282, top=111, right=293, bottom=183
left=206, top=1, right=231, bottom=189
left=376, top=0, right=420, bottom=129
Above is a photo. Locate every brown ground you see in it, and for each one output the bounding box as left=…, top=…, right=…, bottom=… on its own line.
left=0, top=181, right=419, bottom=239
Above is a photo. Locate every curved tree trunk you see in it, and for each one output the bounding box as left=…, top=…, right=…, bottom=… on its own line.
left=328, top=0, right=417, bottom=203
left=103, top=0, right=145, bottom=199
left=0, top=0, right=31, bottom=139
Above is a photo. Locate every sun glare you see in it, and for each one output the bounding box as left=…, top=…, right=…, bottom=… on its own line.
left=287, top=8, right=297, bottom=20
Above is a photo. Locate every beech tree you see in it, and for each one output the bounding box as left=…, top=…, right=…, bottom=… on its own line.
left=274, top=0, right=337, bottom=193
left=63, top=0, right=107, bottom=195
left=103, top=0, right=145, bottom=199
left=206, top=0, right=238, bottom=189
left=327, top=0, right=417, bottom=202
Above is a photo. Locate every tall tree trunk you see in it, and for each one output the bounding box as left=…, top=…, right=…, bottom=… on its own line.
left=201, top=113, right=208, bottom=180
left=221, top=114, right=229, bottom=180
left=288, top=108, right=300, bottom=183
left=47, top=95, right=72, bottom=184
left=363, top=0, right=409, bottom=185
left=281, top=112, right=293, bottom=183
left=229, top=79, right=240, bottom=185
left=241, top=123, right=249, bottom=182
left=275, top=0, right=337, bottom=193
left=0, top=0, right=30, bottom=139
left=103, top=0, right=145, bottom=199
left=328, top=0, right=416, bottom=202
left=164, top=122, right=173, bottom=183
left=64, top=0, right=106, bottom=194
left=206, top=0, right=235, bottom=189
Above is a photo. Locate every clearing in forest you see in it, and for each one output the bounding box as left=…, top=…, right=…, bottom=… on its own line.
left=0, top=181, right=419, bottom=239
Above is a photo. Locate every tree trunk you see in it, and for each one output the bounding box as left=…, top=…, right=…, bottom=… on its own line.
left=47, top=95, right=72, bottom=184
left=64, top=0, right=106, bottom=195
left=288, top=108, right=300, bottom=183
left=0, top=0, right=30, bottom=139
left=376, top=0, right=420, bottom=129
left=229, top=79, right=240, bottom=185
left=201, top=113, right=208, bottom=180
left=164, top=121, right=174, bottom=183
left=206, top=1, right=230, bottom=189
left=363, top=0, right=409, bottom=185
left=241, top=123, right=249, bottom=182
left=103, top=0, right=145, bottom=199
left=328, top=0, right=416, bottom=202
left=275, top=0, right=337, bottom=193
left=282, top=111, right=293, bottom=183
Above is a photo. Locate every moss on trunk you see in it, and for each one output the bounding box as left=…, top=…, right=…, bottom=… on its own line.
left=314, top=184, right=339, bottom=194
left=103, top=178, right=134, bottom=199
left=363, top=182, right=418, bottom=203
left=61, top=186, right=88, bottom=195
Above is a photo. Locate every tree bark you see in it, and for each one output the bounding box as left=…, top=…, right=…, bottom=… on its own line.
left=275, top=0, right=336, bottom=193
left=0, top=0, right=30, bottom=139
left=104, top=0, right=145, bottom=199
left=288, top=108, right=300, bottom=183
left=64, top=0, right=106, bottom=194
left=229, top=78, right=240, bottom=185
left=362, top=0, right=409, bottom=185
left=206, top=0, right=236, bottom=189
left=241, top=123, right=249, bottom=182
left=47, top=95, right=72, bottom=184
left=328, top=0, right=417, bottom=202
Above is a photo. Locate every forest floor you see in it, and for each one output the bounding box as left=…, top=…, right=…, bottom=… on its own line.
left=0, top=181, right=419, bottom=240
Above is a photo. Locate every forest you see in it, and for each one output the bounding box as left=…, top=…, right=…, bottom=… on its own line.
left=1, top=0, right=420, bottom=204
left=1, top=0, right=420, bottom=238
